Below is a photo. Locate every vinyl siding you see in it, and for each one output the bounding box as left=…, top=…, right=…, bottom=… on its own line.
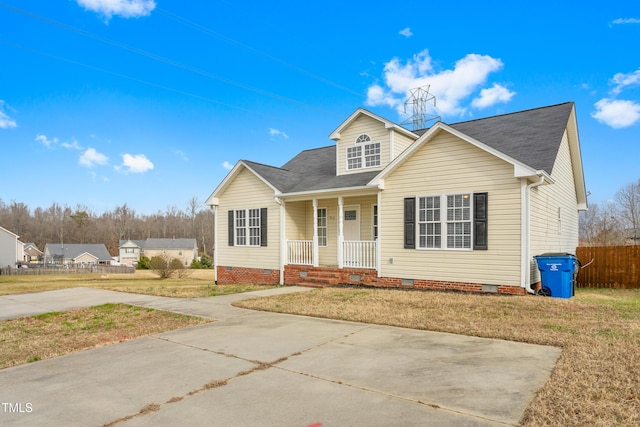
left=337, top=115, right=390, bottom=176
left=529, top=131, right=580, bottom=282
left=0, top=228, right=19, bottom=267
left=391, top=129, right=416, bottom=161
left=380, top=130, right=522, bottom=286
left=217, top=167, right=280, bottom=269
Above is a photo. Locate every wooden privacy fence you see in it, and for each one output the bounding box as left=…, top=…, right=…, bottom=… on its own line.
left=576, top=246, right=640, bottom=289
left=0, top=265, right=135, bottom=276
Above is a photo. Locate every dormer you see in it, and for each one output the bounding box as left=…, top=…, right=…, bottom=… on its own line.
left=329, top=108, right=419, bottom=176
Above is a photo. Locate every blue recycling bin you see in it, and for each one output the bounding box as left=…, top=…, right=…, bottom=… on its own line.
left=534, top=253, right=579, bottom=298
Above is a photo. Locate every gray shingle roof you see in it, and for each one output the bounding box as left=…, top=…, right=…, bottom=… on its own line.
left=45, top=244, right=112, bottom=261
left=242, top=102, right=574, bottom=193
left=142, top=238, right=196, bottom=250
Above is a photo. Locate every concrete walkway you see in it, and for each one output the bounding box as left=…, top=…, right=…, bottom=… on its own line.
left=0, top=287, right=561, bottom=426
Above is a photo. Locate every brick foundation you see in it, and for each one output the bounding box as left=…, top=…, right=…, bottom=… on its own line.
left=284, top=264, right=527, bottom=295
left=216, top=266, right=280, bottom=285
left=216, top=264, right=527, bottom=295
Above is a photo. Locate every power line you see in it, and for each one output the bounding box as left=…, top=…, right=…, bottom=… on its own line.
left=155, top=7, right=363, bottom=97
left=0, top=2, right=344, bottom=118
left=0, top=39, right=257, bottom=114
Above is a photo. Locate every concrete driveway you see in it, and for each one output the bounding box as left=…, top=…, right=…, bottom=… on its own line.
left=0, top=288, right=561, bottom=426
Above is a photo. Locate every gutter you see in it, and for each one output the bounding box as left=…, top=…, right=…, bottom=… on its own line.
left=522, top=175, right=545, bottom=294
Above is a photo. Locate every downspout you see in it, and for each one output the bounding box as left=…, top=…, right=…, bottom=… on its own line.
left=522, top=175, right=545, bottom=294
left=275, top=197, right=285, bottom=285
left=211, top=205, right=218, bottom=284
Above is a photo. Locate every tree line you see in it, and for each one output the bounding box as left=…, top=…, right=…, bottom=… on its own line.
left=580, top=179, right=640, bottom=246
left=0, top=196, right=215, bottom=256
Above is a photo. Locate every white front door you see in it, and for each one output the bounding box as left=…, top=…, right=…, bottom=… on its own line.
left=343, top=205, right=360, bottom=241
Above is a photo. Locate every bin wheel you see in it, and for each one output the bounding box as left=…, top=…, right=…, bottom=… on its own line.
left=537, top=287, right=551, bottom=297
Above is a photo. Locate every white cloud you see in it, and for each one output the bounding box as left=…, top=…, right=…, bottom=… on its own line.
left=611, top=68, right=640, bottom=95
left=79, top=148, right=109, bottom=167
left=471, top=83, right=516, bottom=108
left=76, top=0, right=156, bottom=19
left=222, top=161, right=233, bottom=171
left=174, top=149, right=189, bottom=161
left=269, top=128, right=289, bottom=139
left=0, top=101, right=17, bottom=129
left=62, top=139, right=83, bottom=150
left=399, top=27, right=413, bottom=38
left=365, top=49, right=509, bottom=117
left=612, top=18, right=640, bottom=25
left=592, top=98, right=640, bottom=128
left=119, top=153, right=154, bottom=173
left=35, top=134, right=58, bottom=148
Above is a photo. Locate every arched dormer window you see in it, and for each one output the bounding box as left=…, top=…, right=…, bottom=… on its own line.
left=356, top=134, right=371, bottom=144
left=347, top=134, right=380, bottom=170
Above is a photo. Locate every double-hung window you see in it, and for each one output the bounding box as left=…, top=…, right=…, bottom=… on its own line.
left=418, top=196, right=441, bottom=248
left=415, top=194, right=472, bottom=250
left=446, top=194, right=471, bottom=249
left=229, top=208, right=267, bottom=247
left=317, top=208, right=327, bottom=246
left=346, top=134, right=381, bottom=170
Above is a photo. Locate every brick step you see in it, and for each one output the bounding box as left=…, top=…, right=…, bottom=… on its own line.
left=305, top=271, right=340, bottom=279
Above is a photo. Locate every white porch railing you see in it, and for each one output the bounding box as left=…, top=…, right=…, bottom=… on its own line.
left=287, top=240, right=313, bottom=265
left=286, top=239, right=377, bottom=269
left=343, top=240, right=377, bottom=269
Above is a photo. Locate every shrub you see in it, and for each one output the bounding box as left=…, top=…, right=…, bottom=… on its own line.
left=199, top=254, right=213, bottom=269
left=136, top=256, right=150, bottom=270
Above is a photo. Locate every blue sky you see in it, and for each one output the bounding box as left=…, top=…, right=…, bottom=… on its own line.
left=1, top=0, right=639, bottom=215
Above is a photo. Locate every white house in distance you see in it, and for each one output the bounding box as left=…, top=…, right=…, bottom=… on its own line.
left=0, top=225, right=24, bottom=268
left=118, top=238, right=198, bottom=266
left=206, top=102, right=587, bottom=295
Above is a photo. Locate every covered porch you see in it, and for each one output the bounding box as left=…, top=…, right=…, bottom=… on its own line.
left=281, top=192, right=380, bottom=273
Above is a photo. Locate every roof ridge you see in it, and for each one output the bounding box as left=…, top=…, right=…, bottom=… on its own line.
left=242, top=159, right=289, bottom=172
left=419, top=102, right=574, bottom=130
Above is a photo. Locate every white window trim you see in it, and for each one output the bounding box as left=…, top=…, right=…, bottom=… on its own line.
left=372, top=204, right=378, bottom=241
left=416, top=193, right=473, bottom=251
left=346, top=134, right=381, bottom=171
left=234, top=208, right=261, bottom=247
left=317, top=207, right=328, bottom=247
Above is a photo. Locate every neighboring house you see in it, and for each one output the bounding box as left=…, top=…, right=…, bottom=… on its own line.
left=0, top=226, right=23, bottom=268
left=23, top=243, right=43, bottom=264
left=44, top=244, right=113, bottom=266
left=118, top=239, right=145, bottom=266
left=118, top=238, right=198, bottom=266
left=205, top=102, right=587, bottom=295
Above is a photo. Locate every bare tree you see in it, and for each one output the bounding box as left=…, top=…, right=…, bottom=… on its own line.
left=615, top=179, right=640, bottom=243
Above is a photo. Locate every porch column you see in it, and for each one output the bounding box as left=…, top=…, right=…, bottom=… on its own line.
left=278, top=198, right=286, bottom=285
left=212, top=205, right=218, bottom=284
left=338, top=196, right=344, bottom=269
left=312, top=199, right=319, bottom=267
left=377, top=191, right=381, bottom=277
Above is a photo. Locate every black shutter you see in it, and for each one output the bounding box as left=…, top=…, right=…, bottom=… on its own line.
left=404, top=198, right=416, bottom=249
left=260, top=208, right=268, bottom=247
left=473, top=193, right=488, bottom=250
left=228, top=210, right=234, bottom=246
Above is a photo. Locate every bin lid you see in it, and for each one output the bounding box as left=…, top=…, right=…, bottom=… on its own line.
left=535, top=252, right=576, bottom=258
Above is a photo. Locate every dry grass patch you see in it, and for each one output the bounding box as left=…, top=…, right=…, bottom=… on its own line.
left=0, top=270, right=275, bottom=298
left=0, top=303, right=210, bottom=370
left=235, top=287, right=640, bottom=426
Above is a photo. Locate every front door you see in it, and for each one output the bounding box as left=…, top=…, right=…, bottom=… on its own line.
left=343, top=205, right=360, bottom=241
left=343, top=205, right=360, bottom=267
